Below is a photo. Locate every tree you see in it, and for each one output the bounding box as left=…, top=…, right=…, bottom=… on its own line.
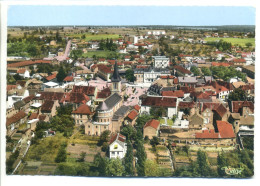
left=196, top=150, right=212, bottom=177
left=98, top=130, right=111, bottom=146
left=7, top=73, right=16, bottom=85
left=105, top=158, right=125, bottom=176
left=144, top=160, right=159, bottom=176
left=93, top=153, right=108, bottom=176
left=125, top=69, right=136, bottom=82
left=190, top=66, right=201, bottom=76
left=78, top=152, right=87, bottom=162
left=69, top=50, right=83, bottom=60
left=150, top=107, right=167, bottom=119
left=50, top=115, right=74, bottom=137
left=245, top=42, right=252, bottom=48
left=55, top=142, right=67, bottom=163
left=228, top=88, right=247, bottom=101
left=120, top=125, right=137, bottom=141
left=136, top=140, right=147, bottom=176
left=56, top=66, right=67, bottom=83
left=217, top=152, right=228, bottom=177
left=124, top=141, right=134, bottom=176
left=201, top=67, right=212, bottom=76
left=150, top=136, right=160, bottom=146
left=27, top=45, right=40, bottom=57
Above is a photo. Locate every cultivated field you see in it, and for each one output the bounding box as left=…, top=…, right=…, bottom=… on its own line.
left=204, top=37, right=255, bottom=47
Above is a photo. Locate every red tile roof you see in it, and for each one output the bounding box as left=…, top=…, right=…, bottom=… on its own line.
left=173, top=65, right=192, bottom=75
left=127, top=110, right=138, bottom=120
left=98, top=64, right=112, bottom=74
left=6, top=111, right=27, bottom=126
left=136, top=65, right=149, bottom=69
left=233, top=58, right=246, bottom=63
left=195, top=129, right=219, bottom=139
left=109, top=133, right=126, bottom=144
left=144, top=119, right=160, bottom=130
left=7, top=60, right=51, bottom=68
left=17, top=68, right=27, bottom=74
left=45, top=73, right=57, bottom=81
left=72, top=104, right=93, bottom=115
left=7, top=85, right=17, bottom=91
left=239, top=84, right=254, bottom=91
left=72, top=86, right=96, bottom=96
left=142, top=96, right=177, bottom=107
left=62, top=92, right=90, bottom=104
left=214, top=104, right=227, bottom=118
left=63, top=76, right=74, bottom=82
left=162, top=90, right=184, bottom=98
left=178, top=101, right=195, bottom=109
left=41, top=100, right=54, bottom=112
left=38, top=92, right=65, bottom=102
left=212, top=62, right=230, bottom=67
left=134, top=105, right=141, bottom=111
left=23, top=95, right=35, bottom=103
left=216, top=121, right=235, bottom=138
left=29, top=113, right=38, bottom=120
left=96, top=87, right=111, bottom=99
left=232, top=101, right=254, bottom=113
left=38, top=114, right=47, bottom=121
left=160, top=75, right=175, bottom=79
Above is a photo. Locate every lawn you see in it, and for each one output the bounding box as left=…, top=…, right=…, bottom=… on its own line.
left=204, top=37, right=255, bottom=47
left=159, top=118, right=174, bottom=126
left=82, top=50, right=118, bottom=58
left=67, top=33, right=121, bottom=41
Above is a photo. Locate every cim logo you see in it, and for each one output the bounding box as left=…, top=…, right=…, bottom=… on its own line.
left=221, top=166, right=244, bottom=175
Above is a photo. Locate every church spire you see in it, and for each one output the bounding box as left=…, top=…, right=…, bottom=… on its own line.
left=111, top=60, right=121, bottom=82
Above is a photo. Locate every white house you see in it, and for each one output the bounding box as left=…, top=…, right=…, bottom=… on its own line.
left=17, top=69, right=30, bottom=78
left=109, top=133, right=127, bottom=159
left=152, top=56, right=169, bottom=69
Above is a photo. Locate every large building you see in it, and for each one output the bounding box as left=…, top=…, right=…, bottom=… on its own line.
left=85, top=93, right=123, bottom=136
left=153, top=56, right=169, bottom=69
left=134, top=67, right=171, bottom=83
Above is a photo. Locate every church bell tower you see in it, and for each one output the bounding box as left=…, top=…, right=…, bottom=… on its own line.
left=111, top=61, right=121, bottom=94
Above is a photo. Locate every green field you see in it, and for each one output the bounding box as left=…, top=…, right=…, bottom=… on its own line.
left=204, top=37, right=255, bottom=47
left=82, top=50, right=118, bottom=58
left=68, top=33, right=121, bottom=41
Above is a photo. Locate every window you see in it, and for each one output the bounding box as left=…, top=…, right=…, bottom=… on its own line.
left=88, top=125, right=90, bottom=128
left=112, top=152, right=115, bottom=155
left=104, top=126, right=106, bottom=129
left=114, top=144, right=118, bottom=149
left=96, top=126, right=98, bottom=128
left=80, top=114, right=82, bottom=118
left=203, top=113, right=207, bottom=117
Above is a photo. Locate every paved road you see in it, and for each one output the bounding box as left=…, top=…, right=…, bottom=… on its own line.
left=55, top=40, right=71, bottom=62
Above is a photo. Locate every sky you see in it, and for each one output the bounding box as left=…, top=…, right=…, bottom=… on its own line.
left=7, top=5, right=256, bottom=26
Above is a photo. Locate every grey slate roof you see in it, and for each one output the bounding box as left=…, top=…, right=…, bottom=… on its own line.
left=97, top=93, right=122, bottom=111
left=178, top=77, right=198, bottom=83
left=14, top=100, right=26, bottom=110
left=112, top=105, right=130, bottom=120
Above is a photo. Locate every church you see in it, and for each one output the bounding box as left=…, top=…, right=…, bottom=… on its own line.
left=85, top=61, right=125, bottom=136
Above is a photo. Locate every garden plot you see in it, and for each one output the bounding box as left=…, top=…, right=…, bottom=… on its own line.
left=67, top=144, right=105, bottom=162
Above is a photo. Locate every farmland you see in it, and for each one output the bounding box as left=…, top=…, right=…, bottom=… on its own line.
left=67, top=33, right=121, bottom=41
left=82, top=50, right=118, bottom=58
left=204, top=37, right=255, bottom=47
